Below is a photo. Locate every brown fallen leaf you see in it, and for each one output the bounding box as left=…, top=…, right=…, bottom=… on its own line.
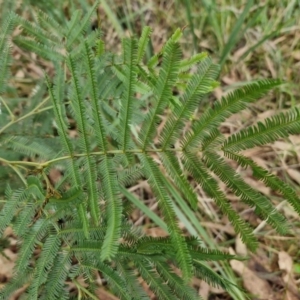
left=95, top=288, right=120, bottom=300
left=291, top=50, right=300, bottom=60
left=278, top=251, right=299, bottom=300
left=229, top=248, right=275, bottom=300
left=286, top=168, right=300, bottom=185
left=0, top=249, right=17, bottom=284
left=235, top=234, right=248, bottom=256
left=198, top=280, right=210, bottom=300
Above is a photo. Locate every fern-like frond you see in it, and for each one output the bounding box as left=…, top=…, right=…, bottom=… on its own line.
left=137, top=26, right=152, bottom=63
left=160, top=57, right=220, bottom=149
left=65, top=1, right=99, bottom=50
left=179, top=52, right=208, bottom=72
left=223, top=108, right=300, bottom=152
left=0, top=12, right=15, bottom=53
left=43, top=252, right=71, bottom=300
left=193, top=260, right=237, bottom=292
left=140, top=154, right=193, bottom=281
left=83, top=42, right=108, bottom=151
left=117, top=165, right=143, bottom=187
left=82, top=260, right=132, bottom=300
left=49, top=186, right=83, bottom=206
left=183, top=152, right=258, bottom=251
left=136, top=236, right=173, bottom=255
left=12, top=204, right=36, bottom=237
left=58, top=224, right=104, bottom=241
left=78, top=203, right=90, bottom=239
left=136, top=236, right=241, bottom=262
left=201, top=128, right=225, bottom=151
left=35, top=9, right=65, bottom=42
left=0, top=43, right=12, bottom=94
left=139, top=39, right=182, bottom=149
left=0, top=188, right=28, bottom=235
left=46, top=74, right=81, bottom=186
left=117, top=262, right=150, bottom=300
left=4, top=136, right=56, bottom=159
left=182, top=79, right=282, bottom=150
left=69, top=56, right=100, bottom=224
left=99, top=156, right=122, bottom=261
left=16, top=218, right=50, bottom=271
left=154, top=261, right=200, bottom=300
left=119, top=37, right=138, bottom=150
left=46, top=73, right=75, bottom=164
left=46, top=73, right=86, bottom=236
left=204, top=151, right=288, bottom=234
left=0, top=270, right=32, bottom=300
left=0, top=12, right=14, bottom=93
left=137, top=63, right=156, bottom=90
left=118, top=240, right=166, bottom=261
left=159, top=151, right=198, bottom=209
left=224, top=151, right=300, bottom=215
left=189, top=247, right=244, bottom=262
left=15, top=12, right=61, bottom=45
left=27, top=235, right=61, bottom=299
left=135, top=260, right=175, bottom=300
left=14, top=36, right=63, bottom=61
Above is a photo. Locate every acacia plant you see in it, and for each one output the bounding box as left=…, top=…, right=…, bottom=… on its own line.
left=0, top=4, right=300, bottom=300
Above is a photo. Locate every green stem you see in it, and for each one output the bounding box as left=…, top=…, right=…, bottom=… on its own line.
left=0, top=158, right=27, bottom=185
left=73, top=279, right=99, bottom=300
left=0, top=97, right=51, bottom=134
left=0, top=96, right=14, bottom=119
left=0, top=146, right=204, bottom=170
